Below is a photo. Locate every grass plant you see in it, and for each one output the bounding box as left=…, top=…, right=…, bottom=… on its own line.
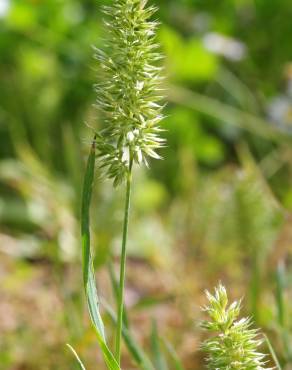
left=77, top=0, right=165, bottom=368
left=1, top=0, right=292, bottom=369
left=94, top=0, right=165, bottom=366
left=73, top=1, right=283, bottom=369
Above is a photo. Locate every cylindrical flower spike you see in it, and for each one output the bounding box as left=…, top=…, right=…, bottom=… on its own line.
left=94, top=0, right=165, bottom=186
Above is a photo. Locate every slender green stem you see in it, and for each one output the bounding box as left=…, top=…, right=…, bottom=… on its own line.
left=115, top=158, right=133, bottom=364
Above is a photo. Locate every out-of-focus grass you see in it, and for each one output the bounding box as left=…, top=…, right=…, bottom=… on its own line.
left=1, top=0, right=292, bottom=369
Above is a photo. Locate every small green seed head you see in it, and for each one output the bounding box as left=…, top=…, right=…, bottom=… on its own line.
left=94, top=0, right=165, bottom=186
left=201, top=284, right=270, bottom=370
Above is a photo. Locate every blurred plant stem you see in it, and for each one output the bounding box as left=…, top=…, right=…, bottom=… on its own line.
left=115, top=158, right=133, bottom=364
left=168, top=85, right=290, bottom=142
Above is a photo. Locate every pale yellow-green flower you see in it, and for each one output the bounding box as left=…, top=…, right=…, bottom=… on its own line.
left=94, top=0, right=165, bottom=186
left=201, top=284, right=270, bottom=370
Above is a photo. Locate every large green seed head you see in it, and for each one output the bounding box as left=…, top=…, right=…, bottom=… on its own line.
left=94, top=0, right=165, bottom=186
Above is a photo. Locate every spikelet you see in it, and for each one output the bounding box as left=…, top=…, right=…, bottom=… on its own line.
left=201, top=284, right=271, bottom=370
left=94, top=0, right=165, bottom=186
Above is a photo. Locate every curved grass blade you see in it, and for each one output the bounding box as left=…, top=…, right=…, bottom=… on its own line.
left=67, top=344, right=87, bottom=370
left=150, top=320, right=168, bottom=370
left=275, top=261, right=285, bottom=328
left=81, top=136, right=120, bottom=370
left=103, top=301, right=155, bottom=370
left=161, top=338, right=185, bottom=370
left=264, top=334, right=282, bottom=370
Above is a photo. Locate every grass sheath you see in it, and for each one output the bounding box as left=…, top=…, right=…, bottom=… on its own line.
left=115, top=158, right=133, bottom=364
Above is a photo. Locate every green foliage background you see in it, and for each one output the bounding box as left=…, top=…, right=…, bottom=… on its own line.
left=1, top=0, right=292, bottom=369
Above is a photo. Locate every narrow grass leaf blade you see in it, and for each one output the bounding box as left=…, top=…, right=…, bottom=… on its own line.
left=81, top=137, right=120, bottom=370
left=264, top=334, right=282, bottom=370
left=66, top=344, right=87, bottom=370
left=275, top=261, right=285, bottom=327
left=103, top=301, right=155, bottom=370
left=81, top=137, right=104, bottom=336
left=161, top=339, right=185, bottom=370
left=150, top=320, right=168, bottom=370
left=274, top=262, right=292, bottom=358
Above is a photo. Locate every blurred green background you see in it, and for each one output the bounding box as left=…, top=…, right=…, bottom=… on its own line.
left=1, top=0, right=292, bottom=369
